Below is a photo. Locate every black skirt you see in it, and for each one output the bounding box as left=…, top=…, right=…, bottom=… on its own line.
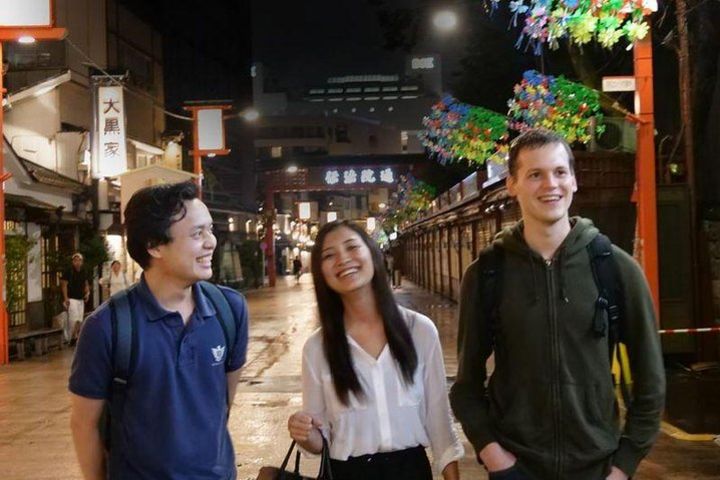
left=328, top=445, right=433, bottom=480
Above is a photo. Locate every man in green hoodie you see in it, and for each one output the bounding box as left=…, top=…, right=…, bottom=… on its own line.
left=450, top=129, right=665, bottom=480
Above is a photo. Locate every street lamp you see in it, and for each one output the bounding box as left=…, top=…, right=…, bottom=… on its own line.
left=0, top=0, right=67, bottom=365
left=433, top=10, right=458, bottom=31
left=241, top=108, right=259, bottom=122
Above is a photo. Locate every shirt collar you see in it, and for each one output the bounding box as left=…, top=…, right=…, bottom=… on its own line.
left=135, top=275, right=217, bottom=322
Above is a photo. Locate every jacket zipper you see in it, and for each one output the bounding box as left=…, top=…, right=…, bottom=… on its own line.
left=546, top=259, right=563, bottom=479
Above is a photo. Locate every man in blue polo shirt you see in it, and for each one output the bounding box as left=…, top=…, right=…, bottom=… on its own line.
left=69, top=181, right=249, bottom=480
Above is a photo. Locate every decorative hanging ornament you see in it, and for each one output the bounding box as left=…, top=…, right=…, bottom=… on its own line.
left=496, top=0, right=656, bottom=54
left=419, top=95, right=508, bottom=166
left=507, top=70, right=604, bottom=144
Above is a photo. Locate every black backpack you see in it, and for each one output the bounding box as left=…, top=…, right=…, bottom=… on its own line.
left=476, top=234, right=631, bottom=402
left=100, top=281, right=238, bottom=469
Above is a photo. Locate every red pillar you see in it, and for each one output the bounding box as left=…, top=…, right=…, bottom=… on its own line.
left=0, top=42, right=8, bottom=365
left=634, top=33, right=660, bottom=318
left=191, top=109, right=202, bottom=198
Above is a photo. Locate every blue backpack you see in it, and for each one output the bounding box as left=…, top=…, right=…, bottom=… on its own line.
left=101, top=281, right=237, bottom=467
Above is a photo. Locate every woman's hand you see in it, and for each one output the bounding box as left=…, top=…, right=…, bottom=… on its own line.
left=288, top=411, right=322, bottom=441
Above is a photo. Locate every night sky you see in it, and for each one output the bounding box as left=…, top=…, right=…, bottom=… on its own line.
left=251, top=0, right=475, bottom=92
left=113, top=0, right=716, bottom=205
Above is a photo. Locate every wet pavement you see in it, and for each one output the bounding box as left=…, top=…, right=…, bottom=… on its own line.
left=1, top=275, right=719, bottom=479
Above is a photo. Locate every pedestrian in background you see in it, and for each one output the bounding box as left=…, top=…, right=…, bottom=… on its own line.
left=293, top=256, right=303, bottom=284
left=69, top=181, right=249, bottom=480
left=61, top=252, right=89, bottom=345
left=450, top=129, right=665, bottom=480
left=287, top=220, right=463, bottom=480
left=99, top=260, right=131, bottom=299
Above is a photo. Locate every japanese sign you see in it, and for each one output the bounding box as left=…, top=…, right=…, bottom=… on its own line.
left=324, top=167, right=395, bottom=186
left=602, top=76, right=636, bottom=93
left=95, top=86, right=127, bottom=177
left=197, top=108, right=225, bottom=151
left=0, top=0, right=52, bottom=27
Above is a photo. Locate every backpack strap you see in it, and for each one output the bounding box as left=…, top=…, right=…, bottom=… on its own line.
left=107, top=285, right=136, bottom=466
left=198, top=281, right=237, bottom=369
left=587, top=234, right=623, bottom=350
left=587, top=234, right=631, bottom=404
left=476, top=245, right=504, bottom=350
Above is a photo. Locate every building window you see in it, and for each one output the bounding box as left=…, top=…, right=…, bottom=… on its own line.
left=302, top=146, right=328, bottom=155
left=271, top=146, right=283, bottom=158
left=335, top=124, right=350, bottom=143
left=401, top=131, right=409, bottom=152
left=117, top=40, right=154, bottom=90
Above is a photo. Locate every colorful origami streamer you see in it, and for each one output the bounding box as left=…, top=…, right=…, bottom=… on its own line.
left=496, top=0, right=656, bottom=53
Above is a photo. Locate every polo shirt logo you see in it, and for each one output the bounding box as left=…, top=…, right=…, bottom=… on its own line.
left=211, top=345, right=226, bottom=364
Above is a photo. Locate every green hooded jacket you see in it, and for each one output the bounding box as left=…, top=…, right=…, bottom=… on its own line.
left=449, top=217, right=665, bottom=479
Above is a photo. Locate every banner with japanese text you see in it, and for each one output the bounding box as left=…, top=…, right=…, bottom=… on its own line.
left=94, top=86, right=127, bottom=178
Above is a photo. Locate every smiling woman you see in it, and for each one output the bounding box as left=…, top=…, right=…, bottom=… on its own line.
left=285, top=220, right=464, bottom=480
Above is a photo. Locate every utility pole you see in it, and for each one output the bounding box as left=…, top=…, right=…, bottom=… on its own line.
left=676, top=0, right=707, bottom=357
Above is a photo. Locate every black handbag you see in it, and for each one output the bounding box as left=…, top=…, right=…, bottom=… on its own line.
left=256, top=435, right=334, bottom=480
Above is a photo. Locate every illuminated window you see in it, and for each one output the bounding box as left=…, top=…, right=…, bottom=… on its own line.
left=271, top=146, right=282, bottom=158
left=298, top=202, right=311, bottom=220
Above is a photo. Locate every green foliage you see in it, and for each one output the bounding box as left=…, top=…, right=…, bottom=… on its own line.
left=381, top=176, right=437, bottom=233
left=78, top=225, right=111, bottom=275
left=238, top=240, right=263, bottom=289
left=5, top=235, right=35, bottom=315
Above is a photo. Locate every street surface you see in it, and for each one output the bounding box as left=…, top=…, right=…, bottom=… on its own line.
left=0, top=276, right=718, bottom=479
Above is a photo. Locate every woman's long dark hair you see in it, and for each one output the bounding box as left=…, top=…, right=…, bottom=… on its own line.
left=311, top=220, right=417, bottom=406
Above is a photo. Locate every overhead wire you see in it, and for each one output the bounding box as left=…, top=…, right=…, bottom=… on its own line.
left=64, top=37, right=193, bottom=121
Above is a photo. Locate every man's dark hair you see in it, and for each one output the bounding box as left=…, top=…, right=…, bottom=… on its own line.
left=508, top=129, right=575, bottom=178
left=310, top=220, right=417, bottom=406
left=124, top=181, right=199, bottom=269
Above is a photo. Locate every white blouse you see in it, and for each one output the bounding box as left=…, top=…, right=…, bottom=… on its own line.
left=101, top=271, right=130, bottom=296
left=301, top=307, right=464, bottom=473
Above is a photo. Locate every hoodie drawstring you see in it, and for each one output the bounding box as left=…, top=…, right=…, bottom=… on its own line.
left=557, top=250, right=570, bottom=303
left=529, top=251, right=540, bottom=304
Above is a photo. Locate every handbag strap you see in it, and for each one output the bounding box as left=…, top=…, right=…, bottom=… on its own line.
left=278, top=440, right=298, bottom=472
left=317, top=434, right=334, bottom=480
left=278, top=431, right=334, bottom=479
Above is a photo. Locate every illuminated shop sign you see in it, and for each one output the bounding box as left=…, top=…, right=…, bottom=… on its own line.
left=411, top=57, right=435, bottom=70
left=95, top=86, right=127, bottom=177
left=324, top=167, right=395, bottom=186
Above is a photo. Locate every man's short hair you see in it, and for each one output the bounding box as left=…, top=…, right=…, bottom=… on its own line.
left=124, top=181, right=199, bottom=269
left=508, top=129, right=575, bottom=178
left=71, top=252, right=83, bottom=261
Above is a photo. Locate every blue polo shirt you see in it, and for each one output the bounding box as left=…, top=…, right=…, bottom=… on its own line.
left=69, top=277, right=249, bottom=480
